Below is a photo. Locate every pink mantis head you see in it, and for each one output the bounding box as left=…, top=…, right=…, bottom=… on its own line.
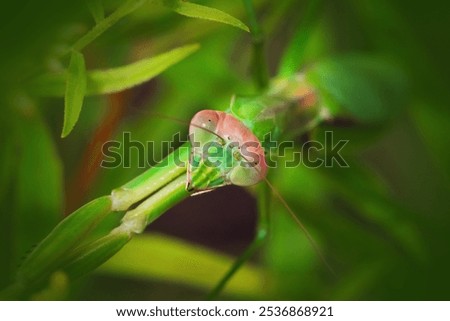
left=188, top=110, right=267, bottom=191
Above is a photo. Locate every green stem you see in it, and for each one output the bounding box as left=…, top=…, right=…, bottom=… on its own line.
left=207, top=184, right=270, bottom=299
left=242, top=0, right=269, bottom=90
left=242, top=0, right=261, bottom=37
left=72, top=0, right=147, bottom=52
left=258, top=183, right=271, bottom=233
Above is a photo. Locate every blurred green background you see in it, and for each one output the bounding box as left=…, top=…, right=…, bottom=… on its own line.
left=0, top=0, right=449, bottom=300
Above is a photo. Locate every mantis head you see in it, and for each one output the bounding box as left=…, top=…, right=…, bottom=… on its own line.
left=187, top=110, right=267, bottom=193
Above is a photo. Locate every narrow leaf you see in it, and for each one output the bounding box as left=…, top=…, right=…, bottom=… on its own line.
left=73, top=0, right=147, bottom=51
left=62, top=51, right=86, bottom=138
left=87, top=43, right=199, bottom=94
left=32, top=44, right=199, bottom=97
left=162, top=0, right=249, bottom=32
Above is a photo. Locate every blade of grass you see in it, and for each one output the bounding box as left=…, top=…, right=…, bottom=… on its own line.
left=62, top=51, right=86, bottom=137
left=88, top=44, right=199, bottom=95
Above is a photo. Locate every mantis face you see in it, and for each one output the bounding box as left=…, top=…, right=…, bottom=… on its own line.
left=187, top=110, right=267, bottom=193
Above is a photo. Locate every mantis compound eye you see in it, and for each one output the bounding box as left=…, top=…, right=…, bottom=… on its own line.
left=188, top=110, right=222, bottom=146
left=189, top=110, right=220, bottom=134
left=187, top=110, right=267, bottom=192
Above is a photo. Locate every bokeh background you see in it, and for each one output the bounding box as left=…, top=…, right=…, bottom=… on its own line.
left=0, top=0, right=449, bottom=300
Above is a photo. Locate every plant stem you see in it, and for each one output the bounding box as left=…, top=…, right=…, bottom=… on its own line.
left=207, top=184, right=270, bottom=299
left=242, top=0, right=269, bottom=90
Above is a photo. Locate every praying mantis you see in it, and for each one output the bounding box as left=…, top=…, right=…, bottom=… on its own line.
left=109, top=73, right=333, bottom=298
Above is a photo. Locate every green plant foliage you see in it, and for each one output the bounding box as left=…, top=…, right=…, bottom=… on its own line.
left=31, top=44, right=199, bottom=97
left=73, top=0, right=147, bottom=51
left=62, top=51, right=87, bottom=137
left=161, top=0, right=249, bottom=32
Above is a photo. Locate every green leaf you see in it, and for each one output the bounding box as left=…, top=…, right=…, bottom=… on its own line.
left=73, top=0, right=147, bottom=51
left=87, top=43, right=199, bottom=94
left=99, top=233, right=267, bottom=298
left=75, top=0, right=248, bottom=52
left=32, top=44, right=199, bottom=97
left=306, top=55, right=408, bottom=123
left=87, top=0, right=105, bottom=24
left=162, top=0, right=249, bottom=32
left=62, top=51, right=86, bottom=138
